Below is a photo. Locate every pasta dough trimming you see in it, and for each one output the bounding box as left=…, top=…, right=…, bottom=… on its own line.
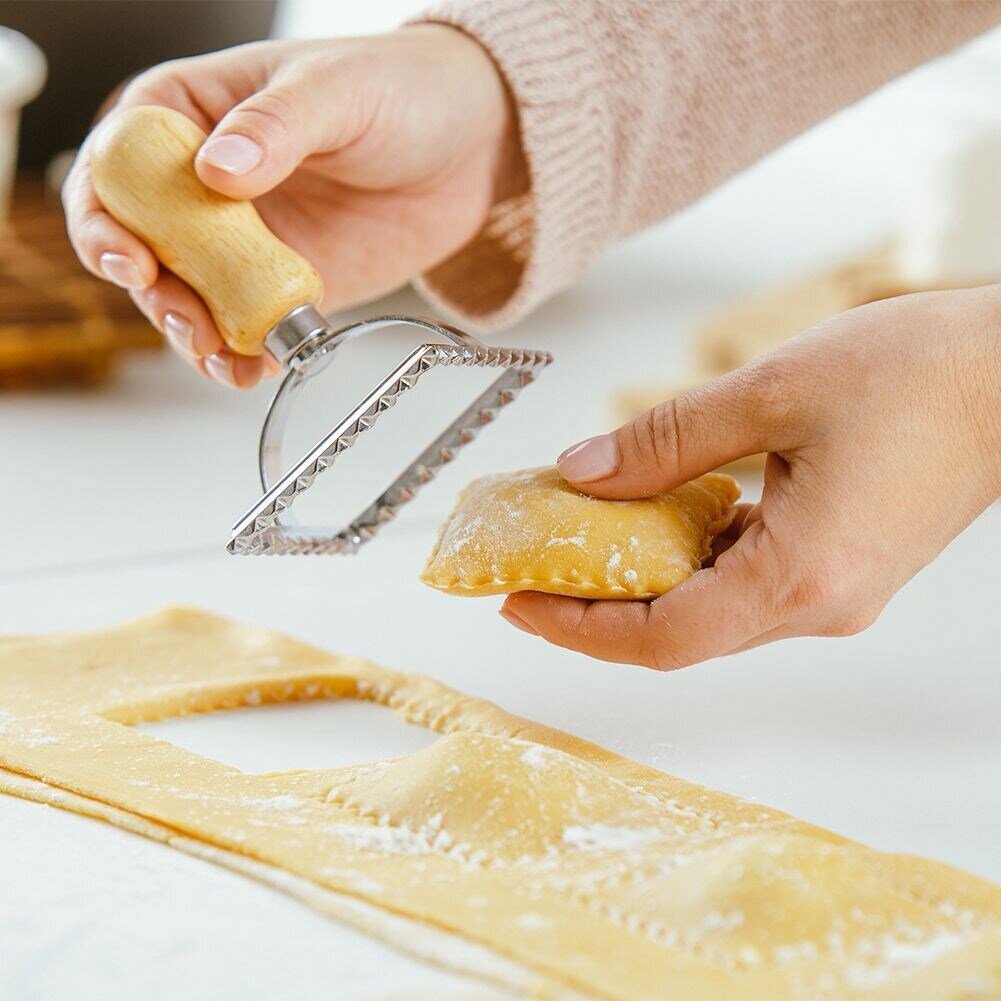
left=1, top=608, right=999, bottom=1001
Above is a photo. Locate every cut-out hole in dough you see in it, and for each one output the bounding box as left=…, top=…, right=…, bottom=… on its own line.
left=137, top=699, right=441, bottom=774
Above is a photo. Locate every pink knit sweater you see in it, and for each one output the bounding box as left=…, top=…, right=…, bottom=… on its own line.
left=411, top=0, right=1001, bottom=331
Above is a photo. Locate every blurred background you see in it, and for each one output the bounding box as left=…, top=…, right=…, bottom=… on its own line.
left=0, top=1, right=276, bottom=387
left=5, top=0, right=1001, bottom=390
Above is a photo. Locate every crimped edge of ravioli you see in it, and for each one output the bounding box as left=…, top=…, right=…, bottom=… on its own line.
left=421, top=471, right=741, bottom=600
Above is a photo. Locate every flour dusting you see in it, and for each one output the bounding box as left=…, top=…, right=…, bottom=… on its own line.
left=325, top=822, right=434, bottom=856
left=20, top=727, right=60, bottom=747
left=545, top=533, right=586, bottom=548
left=519, top=745, right=554, bottom=770
left=248, top=795, right=305, bottom=813
left=563, top=823, right=664, bottom=852
left=845, top=930, right=970, bottom=989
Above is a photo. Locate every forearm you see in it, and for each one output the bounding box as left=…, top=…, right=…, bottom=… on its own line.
left=412, top=0, right=1001, bottom=329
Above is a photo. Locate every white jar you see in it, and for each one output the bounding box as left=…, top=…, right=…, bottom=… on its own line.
left=0, top=27, right=47, bottom=225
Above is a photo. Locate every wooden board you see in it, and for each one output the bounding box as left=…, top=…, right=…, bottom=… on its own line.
left=0, top=176, right=161, bottom=389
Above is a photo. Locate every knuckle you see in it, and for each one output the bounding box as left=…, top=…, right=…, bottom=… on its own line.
left=649, top=644, right=688, bottom=672
left=731, top=356, right=802, bottom=437
left=235, top=88, right=299, bottom=143
left=640, top=605, right=691, bottom=672
left=119, top=65, right=174, bottom=105
left=821, top=603, right=882, bottom=638
left=76, top=211, right=104, bottom=248
left=527, top=600, right=587, bottom=653
left=300, top=44, right=376, bottom=88
left=717, top=524, right=811, bottom=628
left=781, top=569, right=828, bottom=619
left=718, top=521, right=781, bottom=598
left=739, top=515, right=878, bottom=636
left=120, top=55, right=199, bottom=104
left=628, top=398, right=684, bottom=481
left=571, top=602, right=602, bottom=641
left=291, top=50, right=345, bottom=79
left=777, top=558, right=859, bottom=625
left=130, top=284, right=170, bottom=326
left=824, top=604, right=880, bottom=636
left=69, top=213, right=109, bottom=271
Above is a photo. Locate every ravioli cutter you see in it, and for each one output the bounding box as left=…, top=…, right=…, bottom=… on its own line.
left=90, top=106, right=552, bottom=555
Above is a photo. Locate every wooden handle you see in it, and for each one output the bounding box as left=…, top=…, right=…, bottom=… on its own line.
left=89, top=105, right=324, bottom=356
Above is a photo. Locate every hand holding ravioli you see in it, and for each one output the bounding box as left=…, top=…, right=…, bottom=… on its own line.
left=435, top=290, right=1001, bottom=671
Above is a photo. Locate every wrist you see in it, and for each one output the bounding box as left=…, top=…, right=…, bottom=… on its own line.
left=492, top=98, right=529, bottom=205
left=490, top=76, right=529, bottom=205
left=423, top=22, right=528, bottom=207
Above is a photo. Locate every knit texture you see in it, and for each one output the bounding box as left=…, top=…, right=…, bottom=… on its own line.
left=411, top=0, right=1001, bottom=332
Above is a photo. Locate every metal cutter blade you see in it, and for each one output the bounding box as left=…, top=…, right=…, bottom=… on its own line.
left=227, top=314, right=552, bottom=556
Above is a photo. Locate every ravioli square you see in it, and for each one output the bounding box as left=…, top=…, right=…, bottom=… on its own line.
left=421, top=467, right=740, bottom=599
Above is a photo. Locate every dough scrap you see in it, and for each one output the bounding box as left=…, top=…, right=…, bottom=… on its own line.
left=1, top=608, right=999, bottom=1001
left=421, top=467, right=741, bottom=600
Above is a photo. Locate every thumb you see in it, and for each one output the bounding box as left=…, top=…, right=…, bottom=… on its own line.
left=557, top=361, right=802, bottom=499
left=194, top=62, right=369, bottom=199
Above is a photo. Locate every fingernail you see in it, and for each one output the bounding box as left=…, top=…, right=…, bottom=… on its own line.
left=198, top=134, right=263, bottom=176
left=204, top=354, right=236, bottom=388
left=557, top=434, right=620, bottom=483
left=100, top=252, right=144, bottom=290
left=162, top=312, right=195, bottom=356
left=500, top=607, right=538, bottom=637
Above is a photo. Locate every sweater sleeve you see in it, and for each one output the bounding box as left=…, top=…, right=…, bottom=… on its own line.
left=409, top=0, right=1001, bottom=332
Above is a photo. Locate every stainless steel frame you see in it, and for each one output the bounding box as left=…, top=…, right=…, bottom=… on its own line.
left=227, top=313, right=552, bottom=555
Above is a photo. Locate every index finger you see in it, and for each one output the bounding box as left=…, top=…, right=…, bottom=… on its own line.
left=501, top=595, right=654, bottom=666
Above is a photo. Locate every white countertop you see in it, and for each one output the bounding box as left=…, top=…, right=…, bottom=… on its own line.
left=2, top=27, right=1000, bottom=1001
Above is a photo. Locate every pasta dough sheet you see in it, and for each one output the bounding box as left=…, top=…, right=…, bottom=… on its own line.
left=421, top=467, right=740, bottom=599
left=1, top=608, right=999, bottom=1001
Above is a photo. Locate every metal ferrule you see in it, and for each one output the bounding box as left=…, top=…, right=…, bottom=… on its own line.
left=264, top=304, right=332, bottom=367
